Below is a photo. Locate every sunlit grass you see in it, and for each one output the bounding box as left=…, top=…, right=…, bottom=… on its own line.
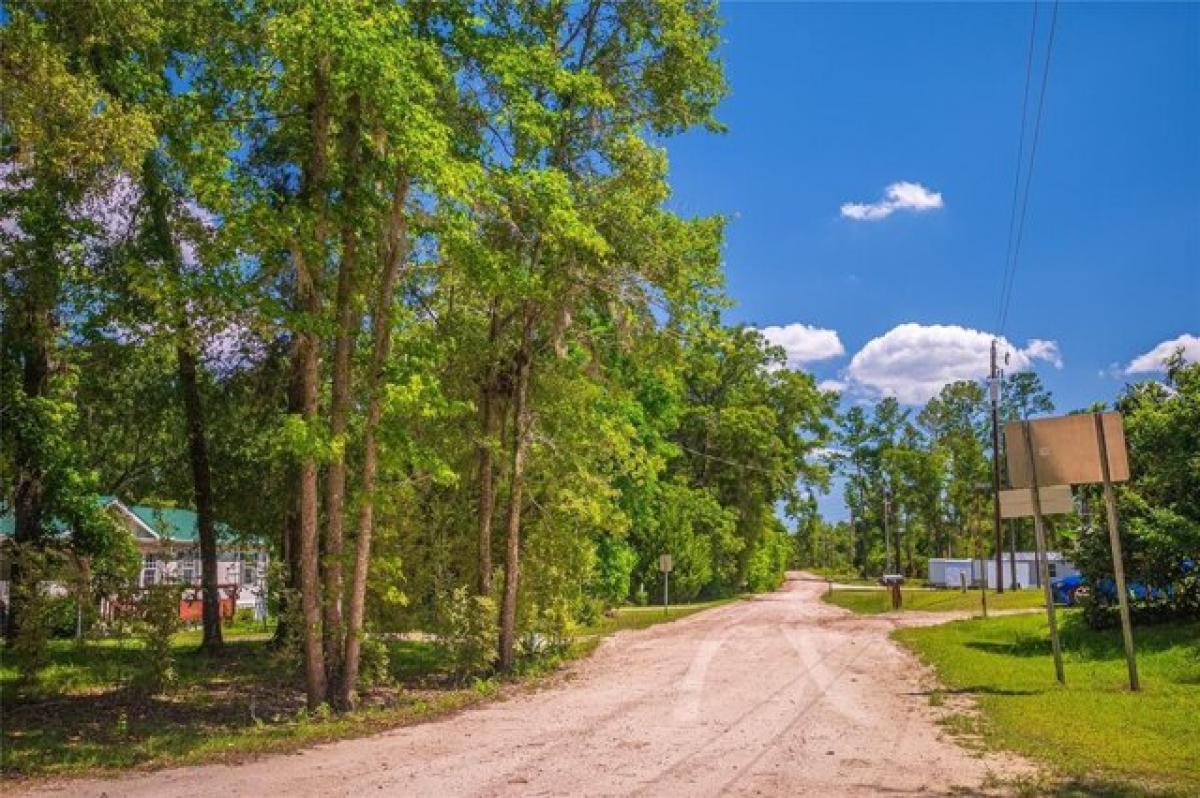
left=896, top=612, right=1200, bottom=795
left=824, top=586, right=1046, bottom=614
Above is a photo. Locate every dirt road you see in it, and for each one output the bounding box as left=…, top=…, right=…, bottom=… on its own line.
left=28, top=574, right=1023, bottom=797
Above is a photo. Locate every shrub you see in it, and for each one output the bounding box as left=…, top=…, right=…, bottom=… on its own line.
left=528, top=596, right=575, bottom=658
left=8, top=548, right=56, bottom=682
left=45, top=594, right=80, bottom=638
left=269, top=582, right=304, bottom=678
left=592, top=537, right=637, bottom=607
left=436, top=586, right=497, bottom=682
left=575, top=596, right=603, bottom=627
left=357, top=633, right=392, bottom=689
left=135, top=582, right=184, bottom=694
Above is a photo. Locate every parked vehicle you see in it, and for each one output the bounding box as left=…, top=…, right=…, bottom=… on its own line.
left=1051, top=562, right=1194, bottom=606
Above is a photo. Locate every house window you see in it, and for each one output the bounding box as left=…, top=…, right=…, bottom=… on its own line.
left=141, top=554, right=159, bottom=587
left=1048, top=563, right=1058, bottom=578
left=179, top=552, right=197, bottom=585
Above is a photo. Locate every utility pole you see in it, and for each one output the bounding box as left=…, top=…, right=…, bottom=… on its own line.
left=847, top=501, right=856, bottom=574
left=990, top=339, right=1005, bottom=593
left=882, top=491, right=893, bottom=574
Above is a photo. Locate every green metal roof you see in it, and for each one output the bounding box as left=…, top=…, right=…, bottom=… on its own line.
left=1, top=496, right=251, bottom=545
left=125, top=504, right=238, bottom=544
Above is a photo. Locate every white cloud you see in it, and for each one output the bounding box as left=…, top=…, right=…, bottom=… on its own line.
left=842, top=322, right=1062, bottom=404
left=758, top=323, right=845, bottom=368
left=1124, top=334, right=1200, bottom=374
left=818, top=379, right=848, bottom=393
left=840, top=181, right=944, bottom=222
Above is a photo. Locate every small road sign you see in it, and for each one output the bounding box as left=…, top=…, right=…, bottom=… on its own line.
left=999, top=485, right=1073, bottom=518
left=658, top=554, right=674, bottom=573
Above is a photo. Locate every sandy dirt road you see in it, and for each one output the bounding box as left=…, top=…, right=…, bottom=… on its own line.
left=26, top=574, right=1023, bottom=797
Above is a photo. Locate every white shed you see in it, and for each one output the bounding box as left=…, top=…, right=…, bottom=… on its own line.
left=929, top=552, right=1079, bottom=589
left=927, top=558, right=975, bottom=588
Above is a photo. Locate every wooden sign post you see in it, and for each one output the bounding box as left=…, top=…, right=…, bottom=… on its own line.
left=1094, top=414, right=1139, bottom=691
left=1006, top=412, right=1139, bottom=689
left=1021, top=420, right=1066, bottom=685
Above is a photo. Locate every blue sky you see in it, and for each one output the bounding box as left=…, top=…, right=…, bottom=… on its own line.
left=663, top=2, right=1199, bottom=520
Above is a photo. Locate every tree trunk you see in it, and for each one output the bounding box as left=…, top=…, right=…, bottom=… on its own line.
left=5, top=293, right=50, bottom=644
left=142, top=152, right=223, bottom=652
left=274, top=357, right=303, bottom=648
left=475, top=302, right=500, bottom=596
left=336, top=178, right=409, bottom=710
left=177, top=343, right=223, bottom=651
left=291, top=58, right=332, bottom=710
left=321, top=95, right=363, bottom=685
left=498, top=305, right=535, bottom=672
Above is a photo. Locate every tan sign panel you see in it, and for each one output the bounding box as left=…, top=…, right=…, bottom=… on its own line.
left=658, top=554, right=673, bottom=573
left=999, top=485, right=1074, bottom=518
left=1005, top=412, right=1129, bottom=488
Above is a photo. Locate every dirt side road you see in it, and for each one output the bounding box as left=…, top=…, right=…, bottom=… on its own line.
left=26, top=574, right=1023, bottom=797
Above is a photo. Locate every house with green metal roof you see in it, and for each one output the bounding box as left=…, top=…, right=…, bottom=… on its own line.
left=1, top=496, right=269, bottom=621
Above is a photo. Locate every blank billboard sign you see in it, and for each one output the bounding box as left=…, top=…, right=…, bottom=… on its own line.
left=999, top=485, right=1074, bottom=518
left=1005, top=412, right=1129, bottom=489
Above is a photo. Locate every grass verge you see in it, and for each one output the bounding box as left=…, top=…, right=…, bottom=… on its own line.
left=894, top=612, right=1200, bottom=796
left=824, top=586, right=1046, bottom=614
left=1, top=599, right=737, bottom=779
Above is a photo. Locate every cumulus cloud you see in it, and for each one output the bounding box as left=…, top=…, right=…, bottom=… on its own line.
left=1124, top=334, right=1200, bottom=374
left=818, top=379, right=848, bottom=393
left=840, top=181, right=944, bottom=222
left=842, top=322, right=1062, bottom=404
left=758, top=323, right=845, bottom=369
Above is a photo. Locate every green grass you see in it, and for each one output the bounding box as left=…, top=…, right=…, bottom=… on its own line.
left=1, top=599, right=738, bottom=779
left=578, top=598, right=736, bottom=637
left=824, top=586, right=1047, bottom=614
left=895, top=612, right=1200, bottom=796
left=807, top=566, right=875, bottom=585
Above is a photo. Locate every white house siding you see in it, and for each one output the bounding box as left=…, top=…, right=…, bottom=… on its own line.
left=140, top=549, right=268, bottom=617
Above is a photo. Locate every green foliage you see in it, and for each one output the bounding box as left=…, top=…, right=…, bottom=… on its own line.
left=436, top=586, right=498, bottom=682
left=8, top=546, right=57, bottom=681
left=356, top=634, right=392, bottom=690
left=1076, top=360, right=1200, bottom=625
left=591, top=537, right=636, bottom=607
left=135, top=583, right=184, bottom=694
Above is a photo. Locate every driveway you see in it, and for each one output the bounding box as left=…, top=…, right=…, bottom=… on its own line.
left=27, top=573, right=1022, bottom=797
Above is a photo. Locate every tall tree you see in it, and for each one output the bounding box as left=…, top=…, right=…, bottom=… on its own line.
left=1, top=1, right=155, bottom=641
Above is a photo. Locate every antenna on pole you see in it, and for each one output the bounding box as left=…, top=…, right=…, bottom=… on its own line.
left=990, top=339, right=1006, bottom=593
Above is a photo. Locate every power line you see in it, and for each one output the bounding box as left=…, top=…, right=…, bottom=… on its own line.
left=997, top=0, right=1061, bottom=337
left=996, top=0, right=1041, bottom=334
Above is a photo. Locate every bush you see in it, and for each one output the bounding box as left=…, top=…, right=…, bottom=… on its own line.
left=45, top=594, right=81, bottom=638
left=269, top=583, right=304, bottom=677
left=135, top=583, right=184, bottom=694
left=7, top=545, right=63, bottom=681
left=592, top=537, right=637, bottom=607
left=436, top=586, right=497, bottom=682
left=575, top=596, right=603, bottom=627
left=525, top=596, right=574, bottom=658
left=634, top=582, right=649, bottom=606
left=357, top=633, right=392, bottom=689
